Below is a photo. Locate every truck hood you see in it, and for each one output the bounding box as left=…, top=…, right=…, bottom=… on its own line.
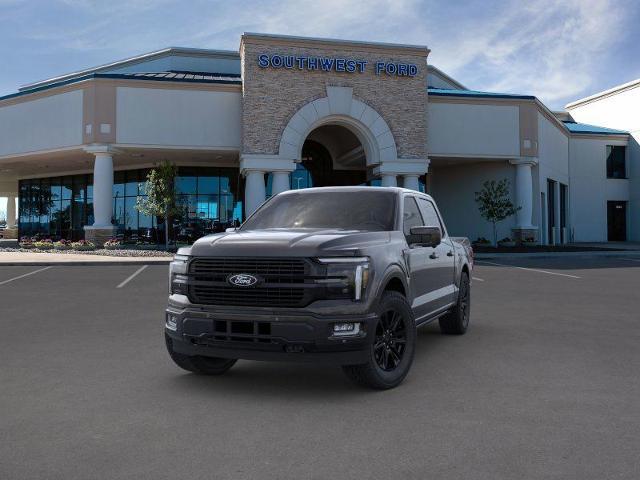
left=188, top=229, right=391, bottom=257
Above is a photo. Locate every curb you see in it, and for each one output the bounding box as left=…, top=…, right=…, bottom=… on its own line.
left=0, top=259, right=172, bottom=266
left=475, top=251, right=640, bottom=259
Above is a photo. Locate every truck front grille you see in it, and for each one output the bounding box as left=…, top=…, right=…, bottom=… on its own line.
left=187, top=257, right=312, bottom=307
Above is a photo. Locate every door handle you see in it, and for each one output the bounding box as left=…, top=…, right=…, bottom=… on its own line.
left=447, top=250, right=454, bottom=257
left=429, top=252, right=438, bottom=259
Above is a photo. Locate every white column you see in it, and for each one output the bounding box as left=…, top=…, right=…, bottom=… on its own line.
left=402, top=174, right=420, bottom=191
left=511, top=159, right=536, bottom=229
left=91, top=152, right=115, bottom=227
left=271, top=171, right=290, bottom=195
left=6, top=195, right=16, bottom=228
left=245, top=170, right=266, bottom=216
left=381, top=174, right=397, bottom=187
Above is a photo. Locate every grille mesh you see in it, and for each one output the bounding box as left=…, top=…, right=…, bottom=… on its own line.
left=188, top=257, right=309, bottom=307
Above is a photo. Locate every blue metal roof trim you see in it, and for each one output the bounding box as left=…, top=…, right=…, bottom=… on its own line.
left=428, top=87, right=535, bottom=100
left=0, top=72, right=242, bottom=102
left=562, top=121, right=628, bottom=135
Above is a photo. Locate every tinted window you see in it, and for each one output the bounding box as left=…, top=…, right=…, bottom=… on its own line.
left=417, top=198, right=443, bottom=232
left=607, top=146, right=626, bottom=178
left=403, top=197, right=424, bottom=236
left=241, top=191, right=397, bottom=231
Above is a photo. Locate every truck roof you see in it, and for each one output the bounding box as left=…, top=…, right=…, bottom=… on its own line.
left=278, top=186, right=432, bottom=197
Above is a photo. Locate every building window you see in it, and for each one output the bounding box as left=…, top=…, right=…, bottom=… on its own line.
left=173, top=167, right=243, bottom=244
left=290, top=163, right=313, bottom=190
left=606, top=145, right=626, bottom=179
left=18, top=174, right=92, bottom=240
left=18, top=166, right=242, bottom=244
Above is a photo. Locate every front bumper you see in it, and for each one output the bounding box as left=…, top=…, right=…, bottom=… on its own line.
left=165, top=304, right=377, bottom=366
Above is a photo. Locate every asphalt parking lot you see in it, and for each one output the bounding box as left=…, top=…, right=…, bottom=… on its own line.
left=1, top=256, right=639, bottom=479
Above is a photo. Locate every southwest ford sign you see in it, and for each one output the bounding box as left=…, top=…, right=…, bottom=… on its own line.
left=257, top=54, right=418, bottom=77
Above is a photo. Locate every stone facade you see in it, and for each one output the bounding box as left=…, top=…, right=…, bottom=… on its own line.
left=240, top=35, right=429, bottom=161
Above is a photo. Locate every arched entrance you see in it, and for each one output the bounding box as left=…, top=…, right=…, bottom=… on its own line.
left=298, top=124, right=368, bottom=187
left=242, top=86, right=428, bottom=215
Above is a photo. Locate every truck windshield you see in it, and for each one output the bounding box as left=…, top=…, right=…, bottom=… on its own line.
left=241, top=190, right=397, bottom=231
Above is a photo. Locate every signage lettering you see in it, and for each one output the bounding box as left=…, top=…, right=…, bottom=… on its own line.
left=257, top=54, right=417, bottom=77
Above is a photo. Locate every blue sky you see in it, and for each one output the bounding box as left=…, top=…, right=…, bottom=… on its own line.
left=1, top=0, right=639, bottom=217
left=1, top=0, right=639, bottom=108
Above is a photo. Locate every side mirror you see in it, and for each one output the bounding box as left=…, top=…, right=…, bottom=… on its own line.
left=408, top=225, right=442, bottom=247
left=225, top=227, right=237, bottom=233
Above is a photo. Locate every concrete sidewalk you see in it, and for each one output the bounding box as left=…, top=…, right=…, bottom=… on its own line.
left=475, top=250, right=640, bottom=259
left=0, top=251, right=172, bottom=266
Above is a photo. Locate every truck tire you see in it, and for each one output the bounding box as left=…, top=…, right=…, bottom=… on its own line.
left=342, top=291, right=416, bottom=390
left=439, top=271, right=470, bottom=335
left=165, top=334, right=237, bottom=375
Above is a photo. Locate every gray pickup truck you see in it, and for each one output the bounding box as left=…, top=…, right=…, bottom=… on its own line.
left=165, top=187, right=473, bottom=389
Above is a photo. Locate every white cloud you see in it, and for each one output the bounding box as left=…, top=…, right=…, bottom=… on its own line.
left=3, top=0, right=636, bottom=108
left=426, top=0, right=631, bottom=107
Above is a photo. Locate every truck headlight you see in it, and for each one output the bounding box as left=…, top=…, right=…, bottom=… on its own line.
left=169, top=254, right=190, bottom=294
left=316, top=257, right=370, bottom=301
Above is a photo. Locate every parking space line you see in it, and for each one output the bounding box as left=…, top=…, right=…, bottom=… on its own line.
left=116, top=265, right=149, bottom=289
left=0, top=266, right=53, bottom=286
left=620, top=257, right=640, bottom=263
left=476, top=260, right=581, bottom=278
left=472, top=277, right=485, bottom=282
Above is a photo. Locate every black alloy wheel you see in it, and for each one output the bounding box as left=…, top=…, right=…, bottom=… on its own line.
left=342, top=290, right=416, bottom=389
left=374, top=309, right=407, bottom=372
left=439, top=271, right=471, bottom=335
left=459, top=274, right=470, bottom=329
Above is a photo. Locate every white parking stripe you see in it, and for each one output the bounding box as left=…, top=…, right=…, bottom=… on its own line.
left=477, top=260, right=581, bottom=279
left=0, top=266, right=53, bottom=286
left=472, top=277, right=485, bottom=282
left=116, top=265, right=148, bottom=289
left=620, top=257, right=640, bottom=263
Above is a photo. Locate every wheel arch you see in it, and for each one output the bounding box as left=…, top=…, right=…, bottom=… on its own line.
left=377, top=265, right=410, bottom=300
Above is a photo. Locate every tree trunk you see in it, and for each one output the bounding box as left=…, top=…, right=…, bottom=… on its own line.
left=164, top=207, right=170, bottom=251
left=492, top=221, right=498, bottom=246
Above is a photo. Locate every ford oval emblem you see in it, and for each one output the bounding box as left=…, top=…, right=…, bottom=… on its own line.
left=227, top=273, right=259, bottom=287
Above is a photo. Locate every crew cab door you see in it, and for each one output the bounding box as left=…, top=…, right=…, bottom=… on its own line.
left=402, top=196, right=431, bottom=320
left=415, top=197, right=457, bottom=313
left=402, top=195, right=451, bottom=321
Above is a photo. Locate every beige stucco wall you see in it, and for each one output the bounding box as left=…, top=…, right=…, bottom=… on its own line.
left=116, top=86, right=242, bottom=148
left=0, top=90, right=83, bottom=157
left=240, top=36, right=428, bottom=160
left=427, top=101, right=520, bottom=157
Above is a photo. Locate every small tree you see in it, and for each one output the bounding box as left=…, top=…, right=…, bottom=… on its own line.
left=136, top=161, right=181, bottom=250
left=474, top=179, right=520, bottom=246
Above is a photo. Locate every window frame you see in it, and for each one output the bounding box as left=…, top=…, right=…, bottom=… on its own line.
left=606, top=145, right=627, bottom=179
left=401, top=195, right=426, bottom=238
left=415, top=196, right=447, bottom=237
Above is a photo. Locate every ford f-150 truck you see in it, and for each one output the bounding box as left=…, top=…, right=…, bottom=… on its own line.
left=165, top=187, right=473, bottom=389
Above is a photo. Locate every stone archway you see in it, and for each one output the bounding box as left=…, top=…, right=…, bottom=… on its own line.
left=240, top=85, right=429, bottom=215
left=278, top=86, right=398, bottom=166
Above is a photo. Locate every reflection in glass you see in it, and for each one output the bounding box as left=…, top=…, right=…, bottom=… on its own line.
left=198, top=176, right=219, bottom=195
left=62, top=177, right=73, bottom=200
left=113, top=171, right=125, bottom=198
left=125, top=197, right=138, bottom=232
left=176, top=175, right=197, bottom=194
left=18, top=167, right=243, bottom=243
left=291, top=163, right=313, bottom=189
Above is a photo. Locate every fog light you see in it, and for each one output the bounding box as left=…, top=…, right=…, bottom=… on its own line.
left=166, top=313, right=178, bottom=331
left=333, top=322, right=361, bottom=337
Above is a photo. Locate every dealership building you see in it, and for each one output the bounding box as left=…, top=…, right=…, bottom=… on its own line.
left=0, top=33, right=637, bottom=244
